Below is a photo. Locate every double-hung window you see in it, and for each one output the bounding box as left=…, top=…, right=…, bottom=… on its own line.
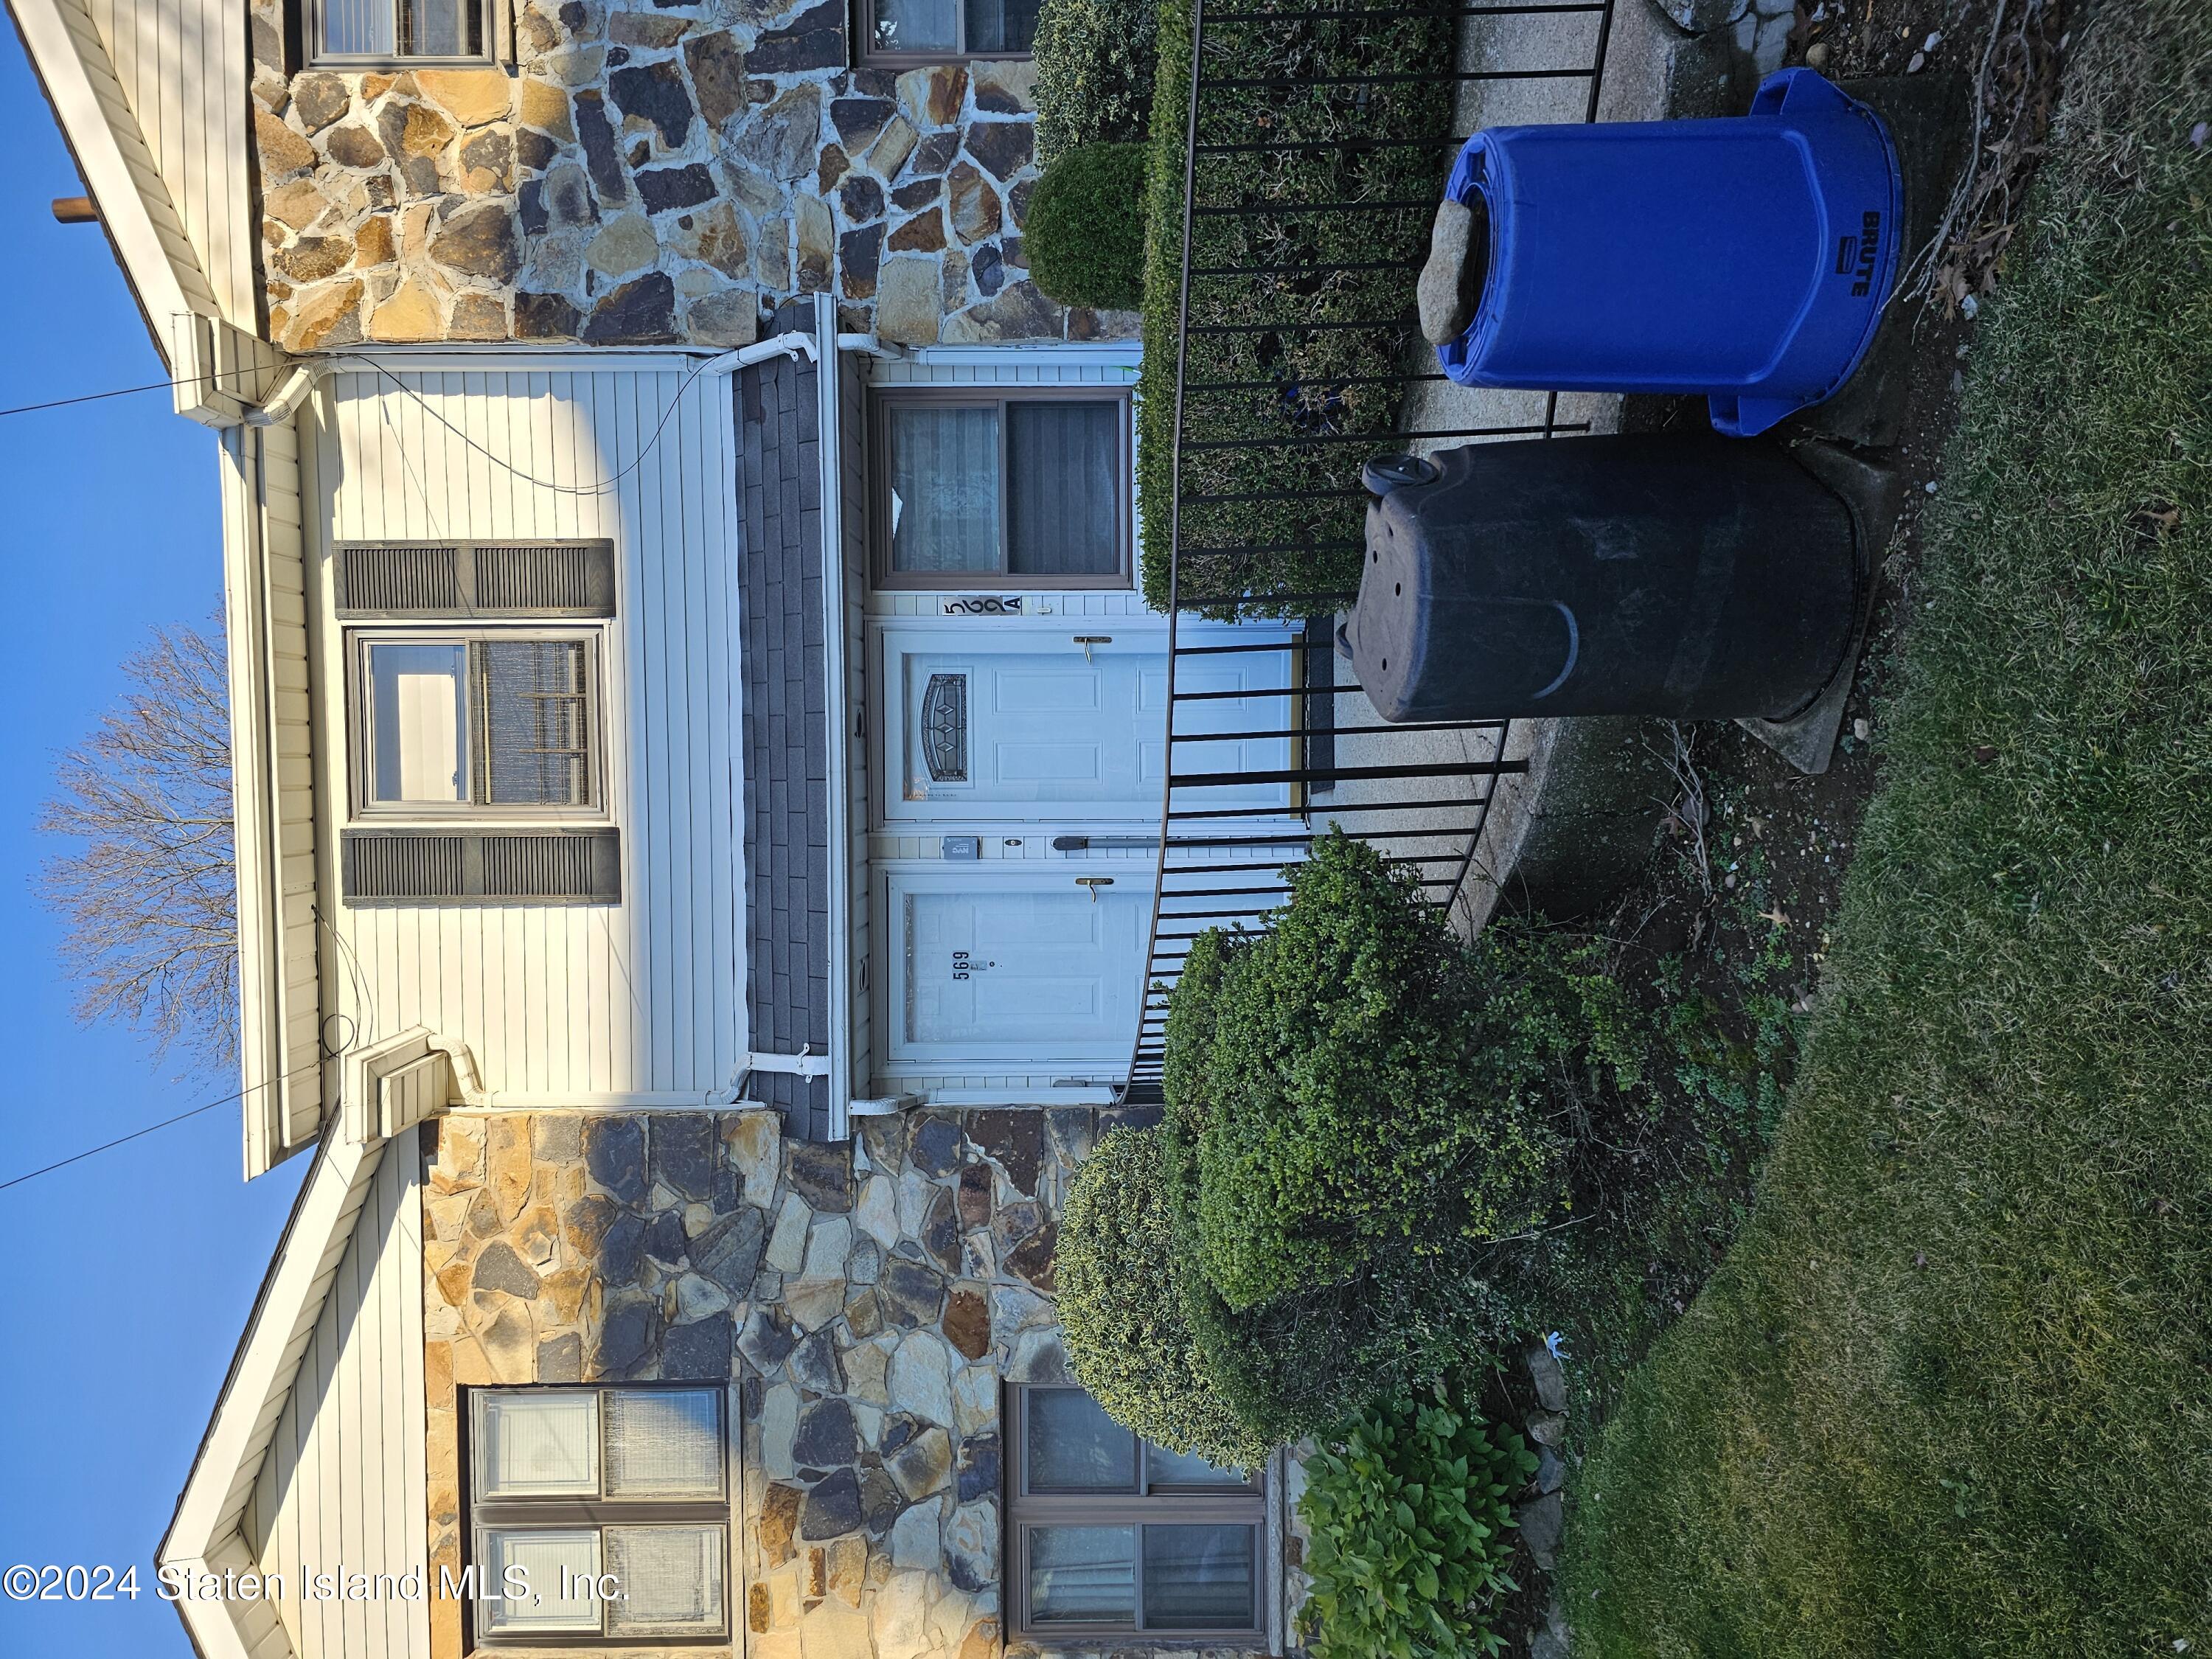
left=310, top=0, right=495, bottom=63
left=858, top=0, right=1040, bottom=64
left=1007, top=1385, right=1267, bottom=1641
left=465, top=1386, right=731, bottom=1646
left=872, top=391, right=1131, bottom=590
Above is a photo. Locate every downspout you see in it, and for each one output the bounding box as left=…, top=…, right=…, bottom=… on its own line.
left=707, top=311, right=888, bottom=1128
left=813, top=293, right=858, bottom=1141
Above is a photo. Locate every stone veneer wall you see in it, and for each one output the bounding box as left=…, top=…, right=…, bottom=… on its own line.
left=420, top=1105, right=1250, bottom=1659
left=246, top=0, right=1139, bottom=352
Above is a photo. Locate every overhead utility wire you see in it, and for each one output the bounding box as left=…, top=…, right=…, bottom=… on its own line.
left=0, top=1060, right=319, bottom=1196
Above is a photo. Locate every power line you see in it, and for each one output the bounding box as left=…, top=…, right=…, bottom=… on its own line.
left=0, top=1091, right=234, bottom=1193
left=0, top=373, right=234, bottom=420
left=0, top=1057, right=325, bottom=1196
left=338, top=352, right=726, bottom=497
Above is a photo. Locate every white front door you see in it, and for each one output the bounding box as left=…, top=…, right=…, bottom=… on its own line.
left=882, top=869, right=1151, bottom=1070
left=878, top=625, right=1297, bottom=824
left=883, top=632, right=1162, bottom=821
left=871, top=619, right=1300, bottom=1080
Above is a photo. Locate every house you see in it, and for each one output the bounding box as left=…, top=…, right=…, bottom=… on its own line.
left=8, top=1, right=1310, bottom=1655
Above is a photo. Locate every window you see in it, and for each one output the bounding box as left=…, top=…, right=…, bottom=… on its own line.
left=872, top=391, right=1131, bottom=589
left=856, top=0, right=1039, bottom=63
left=1007, top=1385, right=1267, bottom=1641
left=310, top=0, right=495, bottom=63
left=465, top=1387, right=731, bottom=1646
left=354, top=633, right=600, bottom=815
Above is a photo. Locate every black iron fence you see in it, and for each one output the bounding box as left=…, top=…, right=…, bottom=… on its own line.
left=1119, top=0, right=1619, bottom=1101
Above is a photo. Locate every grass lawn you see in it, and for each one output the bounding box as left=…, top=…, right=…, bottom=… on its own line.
left=1563, top=5, right=2212, bottom=1652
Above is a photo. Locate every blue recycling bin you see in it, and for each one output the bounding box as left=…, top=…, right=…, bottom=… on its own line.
left=1437, top=69, right=1902, bottom=436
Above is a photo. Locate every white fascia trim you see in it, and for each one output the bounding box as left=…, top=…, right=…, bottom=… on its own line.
left=326, top=346, right=714, bottom=374
left=161, top=1126, right=383, bottom=1659
left=220, top=423, right=288, bottom=1179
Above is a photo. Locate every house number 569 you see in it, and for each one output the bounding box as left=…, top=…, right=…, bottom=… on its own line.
left=951, top=950, right=996, bottom=981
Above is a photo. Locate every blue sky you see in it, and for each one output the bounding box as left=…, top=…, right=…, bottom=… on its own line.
left=0, top=29, right=307, bottom=1659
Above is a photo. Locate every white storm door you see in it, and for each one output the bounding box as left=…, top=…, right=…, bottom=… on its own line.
left=883, top=869, right=1151, bottom=1069
left=880, top=625, right=1296, bottom=823
left=884, top=632, right=1160, bottom=821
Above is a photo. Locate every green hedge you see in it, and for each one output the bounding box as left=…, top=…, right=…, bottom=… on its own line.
left=1026, top=143, right=1150, bottom=311
left=1054, top=1125, right=1267, bottom=1469
left=1033, top=0, right=1161, bottom=164
left=1169, top=832, right=1570, bottom=1310
left=1301, top=1381, right=1535, bottom=1659
left=1137, top=0, right=1453, bottom=616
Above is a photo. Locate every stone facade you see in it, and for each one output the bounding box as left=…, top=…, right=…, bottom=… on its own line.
left=420, top=1105, right=1231, bottom=1659
left=247, top=0, right=1138, bottom=352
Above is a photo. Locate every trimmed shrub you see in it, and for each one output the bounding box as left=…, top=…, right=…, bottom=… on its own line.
left=1168, top=831, right=1571, bottom=1310
left=1178, top=1231, right=1527, bottom=1449
left=1055, top=1124, right=1268, bottom=1468
left=1033, top=0, right=1161, bottom=164
left=1299, top=1380, right=1535, bottom=1659
left=1138, top=0, right=1455, bottom=616
left=1026, top=144, right=1149, bottom=310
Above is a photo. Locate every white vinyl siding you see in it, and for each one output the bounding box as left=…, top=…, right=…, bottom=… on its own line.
left=307, top=363, right=745, bottom=1103
left=247, top=1146, right=431, bottom=1659
left=79, top=0, right=255, bottom=324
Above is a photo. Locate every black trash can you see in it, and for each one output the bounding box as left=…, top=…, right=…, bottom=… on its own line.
left=1346, top=434, right=1863, bottom=724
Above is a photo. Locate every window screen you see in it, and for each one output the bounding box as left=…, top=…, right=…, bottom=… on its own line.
left=1008, top=402, right=1121, bottom=577
left=473, top=639, right=592, bottom=807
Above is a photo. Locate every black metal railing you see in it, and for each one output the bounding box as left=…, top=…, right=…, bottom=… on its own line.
left=1119, top=0, right=1618, bottom=1101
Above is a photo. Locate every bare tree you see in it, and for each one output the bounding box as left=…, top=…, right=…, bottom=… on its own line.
left=37, top=617, right=237, bottom=1069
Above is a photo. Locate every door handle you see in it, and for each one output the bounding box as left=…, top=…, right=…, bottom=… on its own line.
left=1074, top=635, right=1111, bottom=664
left=1075, top=875, right=1115, bottom=902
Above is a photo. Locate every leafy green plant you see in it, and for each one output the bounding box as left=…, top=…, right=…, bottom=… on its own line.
left=1026, top=143, right=1149, bottom=310
left=1300, top=1380, right=1537, bottom=1659
left=1166, top=832, right=1571, bottom=1310
left=1054, top=1124, right=1268, bottom=1467
left=1032, top=0, right=1160, bottom=164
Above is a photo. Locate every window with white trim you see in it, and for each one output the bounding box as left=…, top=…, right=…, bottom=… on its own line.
left=465, top=1386, right=731, bottom=1647
left=1007, top=1385, right=1267, bottom=1641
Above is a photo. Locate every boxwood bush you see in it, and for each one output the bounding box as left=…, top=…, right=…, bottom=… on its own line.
left=1299, top=1380, right=1535, bottom=1659
left=1137, top=0, right=1454, bottom=616
left=1169, top=832, right=1571, bottom=1310
left=1033, top=0, right=1161, bottom=164
left=1055, top=1124, right=1268, bottom=1468
left=1026, top=143, right=1149, bottom=311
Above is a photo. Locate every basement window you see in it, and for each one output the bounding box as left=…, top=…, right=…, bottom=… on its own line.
left=1006, top=1385, right=1267, bottom=1641
left=857, top=0, right=1040, bottom=63
left=309, top=0, right=495, bottom=63
left=465, top=1387, right=732, bottom=1647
